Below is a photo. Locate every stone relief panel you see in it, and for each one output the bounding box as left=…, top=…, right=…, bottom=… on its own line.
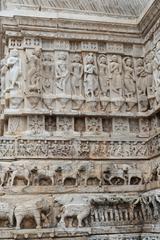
left=3, top=37, right=160, bottom=118
left=0, top=138, right=152, bottom=159
left=0, top=160, right=153, bottom=189
left=1, top=21, right=160, bottom=240
left=3, top=114, right=158, bottom=138
left=26, top=115, right=46, bottom=136
left=0, top=190, right=159, bottom=230
left=113, top=118, right=129, bottom=135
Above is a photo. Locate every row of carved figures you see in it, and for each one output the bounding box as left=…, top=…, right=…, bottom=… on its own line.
left=0, top=161, right=159, bottom=187
left=1, top=40, right=160, bottom=112
left=0, top=139, right=149, bottom=159
left=0, top=192, right=159, bottom=229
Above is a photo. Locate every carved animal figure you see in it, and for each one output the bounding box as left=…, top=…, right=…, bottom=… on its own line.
left=32, top=165, right=61, bottom=185
left=61, top=163, right=79, bottom=186
left=103, top=164, right=127, bottom=185
left=0, top=163, right=10, bottom=186
left=103, top=164, right=143, bottom=185
left=14, top=198, right=50, bottom=229
left=8, top=164, right=30, bottom=186
left=58, top=198, right=91, bottom=227
left=0, top=202, right=15, bottom=227
left=127, top=165, right=143, bottom=185
left=79, top=162, right=102, bottom=186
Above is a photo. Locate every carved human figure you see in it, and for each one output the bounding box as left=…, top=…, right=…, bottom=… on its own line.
left=136, top=58, right=148, bottom=96
left=55, top=52, right=70, bottom=94
left=145, top=52, right=154, bottom=91
left=97, top=55, right=109, bottom=96
left=84, top=53, right=98, bottom=97
left=123, top=57, right=136, bottom=97
left=3, top=49, right=21, bottom=93
left=70, top=54, right=83, bottom=96
left=0, top=58, right=8, bottom=95
left=26, top=47, right=42, bottom=93
left=42, top=53, right=54, bottom=94
left=109, top=55, right=123, bottom=96
left=153, top=41, right=160, bottom=87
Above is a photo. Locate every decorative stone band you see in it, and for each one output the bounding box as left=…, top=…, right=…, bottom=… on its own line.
left=0, top=159, right=157, bottom=189
left=0, top=138, right=149, bottom=159
left=0, top=191, right=159, bottom=232
left=3, top=133, right=160, bottom=159
left=0, top=232, right=160, bottom=240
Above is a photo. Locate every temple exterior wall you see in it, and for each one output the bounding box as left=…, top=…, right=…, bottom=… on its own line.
left=0, top=1, right=160, bottom=239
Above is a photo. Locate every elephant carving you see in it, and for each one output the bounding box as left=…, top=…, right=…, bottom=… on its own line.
left=14, top=198, right=50, bottom=229
left=58, top=198, right=91, bottom=227
left=0, top=202, right=15, bottom=227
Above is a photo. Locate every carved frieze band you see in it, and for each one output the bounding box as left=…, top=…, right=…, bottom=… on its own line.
left=0, top=191, right=159, bottom=230
left=0, top=159, right=159, bottom=189
left=1, top=37, right=159, bottom=119
left=0, top=138, right=149, bottom=159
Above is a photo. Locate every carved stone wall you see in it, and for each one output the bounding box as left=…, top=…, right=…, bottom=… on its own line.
left=0, top=1, right=160, bottom=240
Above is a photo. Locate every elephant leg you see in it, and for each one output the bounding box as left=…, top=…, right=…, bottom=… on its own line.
left=75, top=177, right=78, bottom=187
left=0, top=177, right=3, bottom=186
left=59, top=214, right=66, bottom=227
left=128, top=177, right=131, bottom=185
left=77, top=215, right=83, bottom=227
left=16, top=214, right=23, bottom=229
left=26, top=177, right=30, bottom=186
left=35, top=213, right=41, bottom=229
left=98, top=177, right=102, bottom=187
left=10, top=175, right=15, bottom=186
left=62, top=177, right=65, bottom=186
left=9, top=212, right=14, bottom=227
left=85, top=178, right=87, bottom=187
left=51, top=176, right=55, bottom=185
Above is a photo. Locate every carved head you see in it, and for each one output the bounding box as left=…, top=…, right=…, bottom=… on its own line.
left=78, top=165, right=87, bottom=172
left=73, top=54, right=81, bottom=63
left=145, top=51, right=154, bottom=63
left=55, top=166, right=62, bottom=172
left=125, top=57, right=132, bottom=67
left=99, top=55, right=107, bottom=64
left=137, top=58, right=143, bottom=66
left=33, top=47, right=42, bottom=57
left=111, top=55, right=118, bottom=63
left=58, top=52, right=67, bottom=61
left=86, top=53, right=94, bottom=64
left=36, top=198, right=49, bottom=210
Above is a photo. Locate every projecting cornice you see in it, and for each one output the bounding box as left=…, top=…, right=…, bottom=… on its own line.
left=0, top=0, right=154, bottom=19
left=0, top=0, right=160, bottom=41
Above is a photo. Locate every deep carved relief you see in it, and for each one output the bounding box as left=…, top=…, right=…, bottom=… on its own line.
left=1, top=5, right=160, bottom=239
